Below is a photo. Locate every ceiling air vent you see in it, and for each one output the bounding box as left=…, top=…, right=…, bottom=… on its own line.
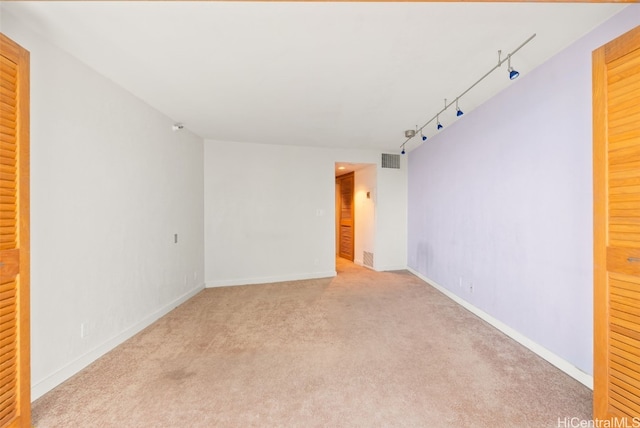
left=381, top=153, right=400, bottom=169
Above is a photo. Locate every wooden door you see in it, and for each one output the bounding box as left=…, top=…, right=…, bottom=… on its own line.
left=0, top=33, right=30, bottom=428
left=594, top=25, right=640, bottom=422
left=336, top=172, right=354, bottom=261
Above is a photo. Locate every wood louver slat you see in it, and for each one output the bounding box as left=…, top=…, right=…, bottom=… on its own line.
left=610, top=177, right=640, bottom=189
left=0, top=75, right=15, bottom=92
left=612, top=331, right=640, bottom=355
left=608, top=94, right=640, bottom=118
left=0, top=323, right=15, bottom=343
left=611, top=363, right=640, bottom=392
left=0, top=137, right=16, bottom=148
left=0, top=90, right=16, bottom=107
left=0, top=406, right=16, bottom=428
left=609, top=185, right=640, bottom=195
left=0, top=73, right=16, bottom=91
left=611, top=381, right=640, bottom=414
left=0, top=350, right=16, bottom=378
left=609, top=194, right=640, bottom=205
left=608, top=73, right=640, bottom=99
left=610, top=225, right=640, bottom=236
left=610, top=358, right=640, bottom=392
left=607, top=48, right=640, bottom=82
left=608, top=146, right=640, bottom=165
left=611, top=200, right=640, bottom=210
left=0, top=385, right=17, bottom=425
left=608, top=101, right=640, bottom=122
left=0, top=104, right=14, bottom=118
left=0, top=95, right=15, bottom=111
left=609, top=131, right=640, bottom=150
left=0, top=58, right=16, bottom=77
left=0, top=358, right=16, bottom=388
left=0, top=368, right=15, bottom=397
left=0, top=334, right=16, bottom=356
left=610, top=114, right=640, bottom=133
left=608, top=45, right=640, bottom=68
left=610, top=160, right=640, bottom=174
left=0, top=64, right=16, bottom=79
left=0, top=119, right=15, bottom=133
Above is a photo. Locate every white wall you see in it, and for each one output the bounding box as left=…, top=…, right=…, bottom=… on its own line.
left=2, top=12, right=205, bottom=400
left=375, top=157, right=408, bottom=271
left=406, top=6, right=640, bottom=386
left=354, top=165, right=376, bottom=267
left=204, top=140, right=407, bottom=286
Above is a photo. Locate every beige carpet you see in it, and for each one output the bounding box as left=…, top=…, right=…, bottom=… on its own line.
left=32, top=259, right=591, bottom=427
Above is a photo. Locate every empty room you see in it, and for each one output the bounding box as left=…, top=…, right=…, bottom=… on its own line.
left=1, top=1, right=640, bottom=427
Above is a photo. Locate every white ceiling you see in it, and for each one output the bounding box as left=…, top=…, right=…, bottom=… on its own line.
left=2, top=2, right=628, bottom=153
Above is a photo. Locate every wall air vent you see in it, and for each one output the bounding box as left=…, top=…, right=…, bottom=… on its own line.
left=381, top=153, right=400, bottom=169
left=363, top=251, right=374, bottom=268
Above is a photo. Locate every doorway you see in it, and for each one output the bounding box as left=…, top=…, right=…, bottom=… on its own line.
left=335, top=162, right=376, bottom=270
left=336, top=172, right=354, bottom=261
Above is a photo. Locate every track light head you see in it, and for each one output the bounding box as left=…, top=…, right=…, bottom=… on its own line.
left=401, top=146, right=406, bottom=155
left=455, top=99, right=463, bottom=117
left=420, top=130, right=427, bottom=141
left=437, top=122, right=443, bottom=130
left=507, top=54, right=519, bottom=80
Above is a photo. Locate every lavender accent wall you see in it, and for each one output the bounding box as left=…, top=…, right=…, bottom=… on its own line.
left=407, top=7, right=640, bottom=377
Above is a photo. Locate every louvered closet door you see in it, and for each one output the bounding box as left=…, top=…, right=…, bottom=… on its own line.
left=337, top=172, right=354, bottom=261
left=0, top=34, right=30, bottom=428
left=594, top=25, right=640, bottom=422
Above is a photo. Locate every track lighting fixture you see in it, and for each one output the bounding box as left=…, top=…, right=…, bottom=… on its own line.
left=437, top=99, right=446, bottom=129
left=399, top=33, right=535, bottom=152
left=507, top=54, right=519, bottom=80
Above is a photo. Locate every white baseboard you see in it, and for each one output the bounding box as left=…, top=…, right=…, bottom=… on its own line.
left=378, top=264, right=409, bottom=272
left=206, top=271, right=337, bottom=288
left=31, top=283, right=205, bottom=401
left=407, top=268, right=593, bottom=390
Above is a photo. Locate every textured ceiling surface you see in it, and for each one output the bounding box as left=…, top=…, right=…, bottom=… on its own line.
left=2, top=2, right=628, bottom=152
